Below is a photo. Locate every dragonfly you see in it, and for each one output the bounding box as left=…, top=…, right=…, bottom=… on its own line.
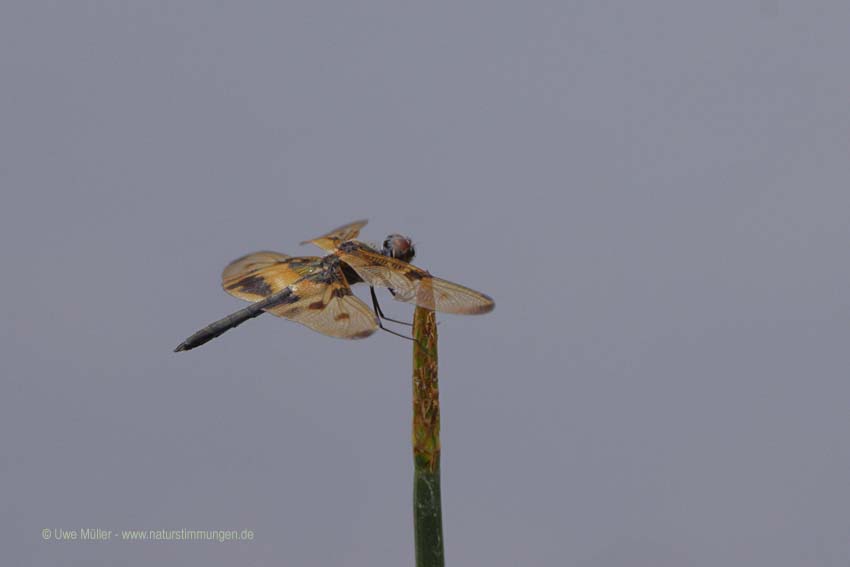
left=174, top=220, right=494, bottom=352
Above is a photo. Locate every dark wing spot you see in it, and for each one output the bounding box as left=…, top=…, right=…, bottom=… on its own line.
left=331, top=286, right=351, bottom=298
left=353, top=329, right=375, bottom=339
left=308, top=300, right=326, bottom=310
left=404, top=270, right=425, bottom=281
left=334, top=313, right=350, bottom=321
left=228, top=275, right=273, bottom=296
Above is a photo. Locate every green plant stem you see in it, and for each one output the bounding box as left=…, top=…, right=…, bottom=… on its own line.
left=412, top=306, right=444, bottom=567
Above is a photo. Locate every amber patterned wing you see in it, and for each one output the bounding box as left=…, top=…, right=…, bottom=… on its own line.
left=221, top=250, right=377, bottom=339
left=221, top=251, right=321, bottom=302
left=266, top=265, right=378, bottom=339
left=300, top=219, right=368, bottom=251
left=334, top=241, right=495, bottom=315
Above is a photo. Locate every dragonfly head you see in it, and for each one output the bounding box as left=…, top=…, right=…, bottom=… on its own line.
left=381, top=234, right=415, bottom=263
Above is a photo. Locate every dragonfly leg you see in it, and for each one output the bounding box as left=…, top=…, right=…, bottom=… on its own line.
left=370, top=286, right=413, bottom=326
left=369, top=286, right=434, bottom=348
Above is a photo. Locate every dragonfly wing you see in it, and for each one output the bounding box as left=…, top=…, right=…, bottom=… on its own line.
left=336, top=242, right=495, bottom=315
left=221, top=252, right=321, bottom=302
left=267, top=267, right=378, bottom=339
left=391, top=275, right=495, bottom=314
left=300, top=219, right=368, bottom=251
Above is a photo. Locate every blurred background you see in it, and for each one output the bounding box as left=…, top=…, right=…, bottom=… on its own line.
left=1, top=2, right=848, bottom=565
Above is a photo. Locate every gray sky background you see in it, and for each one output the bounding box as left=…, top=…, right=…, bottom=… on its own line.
left=2, top=2, right=849, bottom=566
